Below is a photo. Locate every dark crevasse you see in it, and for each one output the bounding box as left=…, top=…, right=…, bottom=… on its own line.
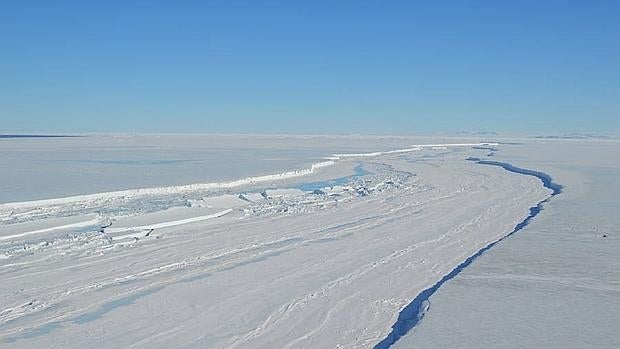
left=469, top=158, right=562, bottom=195
left=373, top=158, right=562, bottom=349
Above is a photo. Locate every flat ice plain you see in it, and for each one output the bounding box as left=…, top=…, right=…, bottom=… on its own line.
left=0, top=135, right=616, bottom=348
left=393, top=139, right=620, bottom=349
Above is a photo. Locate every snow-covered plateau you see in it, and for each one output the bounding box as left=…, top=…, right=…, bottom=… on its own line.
left=1, top=135, right=616, bottom=348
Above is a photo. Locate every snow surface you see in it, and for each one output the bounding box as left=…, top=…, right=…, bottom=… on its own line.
left=0, top=134, right=476, bottom=203
left=393, top=138, right=620, bottom=349
left=0, top=135, right=584, bottom=348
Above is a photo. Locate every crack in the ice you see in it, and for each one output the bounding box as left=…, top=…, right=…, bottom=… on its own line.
left=373, top=157, right=562, bottom=349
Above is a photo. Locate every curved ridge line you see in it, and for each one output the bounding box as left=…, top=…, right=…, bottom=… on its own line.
left=373, top=158, right=562, bottom=349
left=0, top=161, right=335, bottom=210
left=1, top=143, right=497, bottom=210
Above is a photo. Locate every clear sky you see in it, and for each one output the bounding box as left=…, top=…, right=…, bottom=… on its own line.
left=1, top=0, right=618, bottom=135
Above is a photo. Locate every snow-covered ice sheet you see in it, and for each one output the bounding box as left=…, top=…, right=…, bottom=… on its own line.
left=0, top=135, right=555, bottom=348
left=393, top=138, right=620, bottom=349
left=1, top=134, right=476, bottom=203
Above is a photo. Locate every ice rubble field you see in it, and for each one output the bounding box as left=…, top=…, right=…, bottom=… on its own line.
left=1, top=135, right=614, bottom=348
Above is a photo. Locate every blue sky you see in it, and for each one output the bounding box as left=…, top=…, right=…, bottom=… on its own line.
left=1, top=0, right=618, bottom=135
